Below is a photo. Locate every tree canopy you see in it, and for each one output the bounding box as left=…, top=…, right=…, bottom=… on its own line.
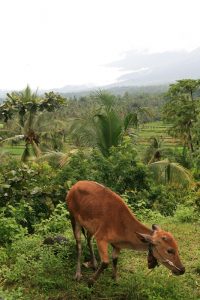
left=163, top=79, right=200, bottom=152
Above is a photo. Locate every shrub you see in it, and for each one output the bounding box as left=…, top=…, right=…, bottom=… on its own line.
left=90, top=147, right=151, bottom=194
left=58, top=140, right=194, bottom=217
left=56, top=150, right=93, bottom=187
left=173, top=205, right=198, bottom=223
left=0, top=213, right=27, bottom=246
left=194, top=190, right=200, bottom=213
left=34, top=203, right=69, bottom=236
left=0, top=160, right=65, bottom=232
left=122, top=184, right=189, bottom=217
left=58, top=138, right=152, bottom=196
left=0, top=233, right=75, bottom=294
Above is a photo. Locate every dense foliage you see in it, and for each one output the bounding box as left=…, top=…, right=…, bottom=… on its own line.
left=0, top=138, right=199, bottom=237
left=0, top=82, right=200, bottom=299
left=163, top=79, right=200, bottom=153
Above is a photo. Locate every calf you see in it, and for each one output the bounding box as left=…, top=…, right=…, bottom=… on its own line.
left=67, top=181, right=185, bottom=284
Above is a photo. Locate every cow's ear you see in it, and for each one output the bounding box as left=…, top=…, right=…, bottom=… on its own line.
left=152, top=224, right=160, bottom=231
left=136, top=232, right=153, bottom=244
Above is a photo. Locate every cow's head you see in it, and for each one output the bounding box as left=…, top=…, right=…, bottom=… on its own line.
left=137, top=224, right=185, bottom=275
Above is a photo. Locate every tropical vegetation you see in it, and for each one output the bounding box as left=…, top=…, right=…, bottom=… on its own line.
left=0, top=81, right=200, bottom=299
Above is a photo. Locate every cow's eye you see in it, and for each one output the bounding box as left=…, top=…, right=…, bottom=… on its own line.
left=167, top=248, right=175, bottom=254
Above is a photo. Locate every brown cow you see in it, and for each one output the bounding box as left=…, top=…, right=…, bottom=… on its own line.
left=66, top=180, right=185, bottom=285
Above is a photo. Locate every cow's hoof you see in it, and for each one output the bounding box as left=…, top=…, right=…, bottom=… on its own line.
left=74, top=273, right=82, bottom=281
left=88, top=278, right=95, bottom=287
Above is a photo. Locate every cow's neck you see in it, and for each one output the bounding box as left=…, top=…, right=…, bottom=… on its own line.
left=127, top=213, right=153, bottom=251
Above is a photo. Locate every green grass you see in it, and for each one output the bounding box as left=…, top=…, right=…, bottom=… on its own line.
left=0, top=145, right=24, bottom=156
left=0, top=217, right=199, bottom=300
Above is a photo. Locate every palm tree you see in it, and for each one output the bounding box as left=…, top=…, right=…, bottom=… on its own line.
left=0, top=86, right=65, bottom=161
left=149, top=159, right=193, bottom=188
left=0, top=86, right=41, bottom=161
left=144, top=136, right=194, bottom=188
left=70, top=91, right=138, bottom=156
left=144, top=136, right=174, bottom=164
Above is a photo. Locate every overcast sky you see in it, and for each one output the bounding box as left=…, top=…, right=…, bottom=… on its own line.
left=0, top=0, right=200, bottom=90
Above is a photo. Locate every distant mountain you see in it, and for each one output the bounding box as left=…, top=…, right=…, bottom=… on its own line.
left=53, top=84, right=95, bottom=94
left=1, top=48, right=200, bottom=99
left=104, top=84, right=168, bottom=95
left=51, top=48, right=200, bottom=96
left=0, top=84, right=170, bottom=100
left=0, top=85, right=95, bottom=100
left=109, top=48, right=200, bottom=86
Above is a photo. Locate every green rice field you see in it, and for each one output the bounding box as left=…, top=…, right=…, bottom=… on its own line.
left=0, top=121, right=181, bottom=158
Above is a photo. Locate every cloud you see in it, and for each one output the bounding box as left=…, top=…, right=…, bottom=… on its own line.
left=108, top=48, right=200, bottom=85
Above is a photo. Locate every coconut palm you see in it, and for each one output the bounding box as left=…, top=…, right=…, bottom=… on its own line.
left=0, top=86, right=65, bottom=161
left=144, top=136, right=175, bottom=164
left=149, top=159, right=193, bottom=188
left=36, top=149, right=79, bottom=168
left=70, top=91, right=139, bottom=156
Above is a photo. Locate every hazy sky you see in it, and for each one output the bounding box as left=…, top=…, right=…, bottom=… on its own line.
left=0, top=0, right=200, bottom=90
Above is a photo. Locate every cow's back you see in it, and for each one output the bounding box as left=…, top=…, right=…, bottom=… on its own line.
left=66, top=181, right=132, bottom=238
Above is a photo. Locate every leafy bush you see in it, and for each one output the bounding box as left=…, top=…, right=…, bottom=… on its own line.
left=194, top=190, right=200, bottom=212
left=0, top=247, right=8, bottom=264
left=58, top=138, right=151, bottom=196
left=173, top=205, right=198, bottom=223
left=148, top=185, right=179, bottom=216
left=56, top=150, right=93, bottom=186
left=90, top=145, right=151, bottom=194
left=121, top=184, right=190, bottom=217
left=0, top=212, right=27, bottom=246
left=0, top=160, right=66, bottom=232
left=0, top=234, right=75, bottom=294
left=34, top=203, right=70, bottom=236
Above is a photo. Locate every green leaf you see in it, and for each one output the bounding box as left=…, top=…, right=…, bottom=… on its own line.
left=31, top=187, right=42, bottom=195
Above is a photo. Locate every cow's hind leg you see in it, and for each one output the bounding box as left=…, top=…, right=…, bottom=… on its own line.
left=86, top=232, right=98, bottom=270
left=70, top=215, right=82, bottom=281
left=88, top=239, right=109, bottom=286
